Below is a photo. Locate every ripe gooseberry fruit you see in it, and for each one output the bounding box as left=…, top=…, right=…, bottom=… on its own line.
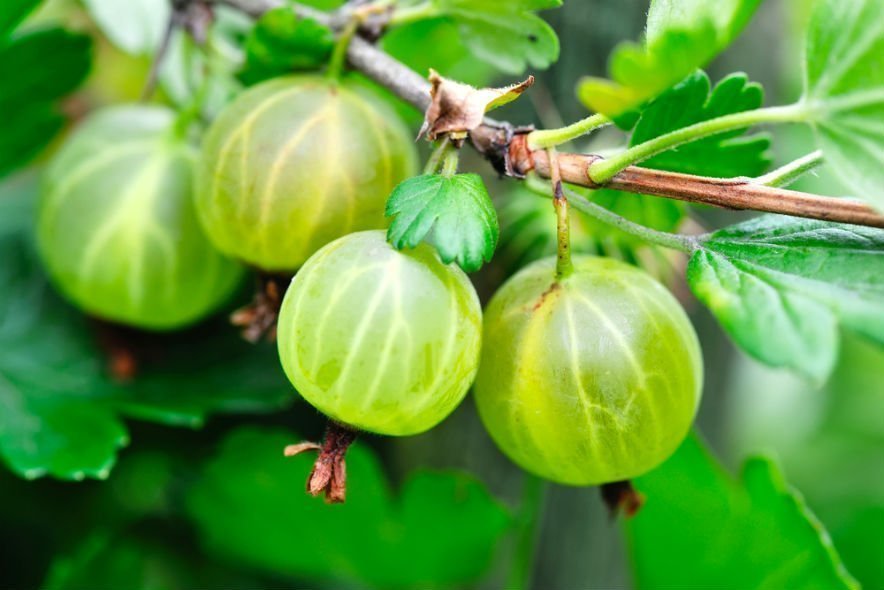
left=474, top=256, right=703, bottom=486
left=37, top=105, right=244, bottom=330
left=195, top=76, right=418, bottom=271
left=277, top=230, right=482, bottom=436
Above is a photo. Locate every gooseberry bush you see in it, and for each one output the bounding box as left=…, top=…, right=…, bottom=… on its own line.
left=1, top=0, right=882, bottom=588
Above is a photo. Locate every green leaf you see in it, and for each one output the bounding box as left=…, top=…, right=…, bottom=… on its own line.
left=803, top=0, right=884, bottom=209
left=239, top=9, right=334, bottom=86
left=629, top=434, right=859, bottom=589
left=82, top=0, right=169, bottom=55
left=687, top=216, right=884, bottom=381
left=386, top=174, right=499, bottom=273
left=429, top=0, right=560, bottom=74
left=0, top=28, right=91, bottom=178
left=0, top=184, right=290, bottom=481
left=578, top=0, right=761, bottom=118
left=381, top=18, right=496, bottom=88
left=0, top=0, right=40, bottom=39
left=187, top=427, right=512, bottom=589
left=630, top=71, right=772, bottom=177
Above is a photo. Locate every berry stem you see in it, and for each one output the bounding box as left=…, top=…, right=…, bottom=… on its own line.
left=423, top=136, right=453, bottom=175
left=548, top=149, right=574, bottom=280
left=327, top=19, right=359, bottom=83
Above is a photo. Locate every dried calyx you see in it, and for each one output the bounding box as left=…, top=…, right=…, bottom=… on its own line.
left=284, top=422, right=358, bottom=504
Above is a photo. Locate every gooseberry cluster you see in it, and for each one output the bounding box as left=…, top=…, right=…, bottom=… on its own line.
left=37, top=73, right=702, bottom=498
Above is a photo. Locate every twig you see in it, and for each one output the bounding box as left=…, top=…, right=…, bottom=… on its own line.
left=214, top=0, right=884, bottom=230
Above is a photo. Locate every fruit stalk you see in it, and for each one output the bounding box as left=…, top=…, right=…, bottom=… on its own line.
left=548, top=149, right=573, bottom=279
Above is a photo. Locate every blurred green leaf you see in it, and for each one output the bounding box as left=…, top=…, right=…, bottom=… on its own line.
left=239, top=9, right=333, bottom=86
left=630, top=71, right=772, bottom=177
left=803, top=0, right=884, bottom=209
left=0, top=28, right=91, bottom=178
left=0, top=186, right=290, bottom=481
left=629, top=434, right=859, bottom=589
left=0, top=0, right=40, bottom=39
left=687, top=216, right=884, bottom=382
left=82, top=0, right=169, bottom=55
left=386, top=173, right=499, bottom=273
left=578, top=0, right=761, bottom=118
left=381, top=17, right=495, bottom=87
left=402, top=0, right=560, bottom=74
left=187, top=427, right=512, bottom=589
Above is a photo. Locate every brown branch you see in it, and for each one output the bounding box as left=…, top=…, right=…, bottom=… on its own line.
left=216, top=0, right=884, bottom=230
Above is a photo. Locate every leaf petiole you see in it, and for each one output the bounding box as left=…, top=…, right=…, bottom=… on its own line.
left=589, top=102, right=811, bottom=184
left=388, top=2, right=441, bottom=27
left=752, top=150, right=824, bottom=188
left=526, top=113, right=612, bottom=150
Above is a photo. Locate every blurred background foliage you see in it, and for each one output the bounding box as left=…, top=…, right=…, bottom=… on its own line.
left=0, top=0, right=881, bottom=588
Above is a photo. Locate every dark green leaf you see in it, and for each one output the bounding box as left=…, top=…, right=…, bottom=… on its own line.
left=629, top=434, right=859, bottom=589
left=578, top=0, right=761, bottom=117
left=0, top=184, right=290, bottom=480
left=187, top=427, right=512, bottom=589
left=803, top=0, right=884, bottom=208
left=0, top=0, right=40, bottom=40
left=687, top=216, right=884, bottom=381
left=82, top=0, right=169, bottom=55
left=0, top=28, right=91, bottom=178
left=426, top=0, right=561, bottom=74
left=239, top=9, right=334, bottom=86
left=630, top=71, right=772, bottom=177
left=386, top=174, right=499, bottom=273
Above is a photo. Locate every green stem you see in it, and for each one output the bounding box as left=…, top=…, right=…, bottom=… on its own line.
left=423, top=136, right=452, bottom=174
left=527, top=113, right=611, bottom=150
left=548, top=149, right=574, bottom=279
left=588, top=103, right=811, bottom=184
left=506, top=474, right=548, bottom=590
left=525, top=175, right=697, bottom=252
left=327, top=20, right=359, bottom=82
left=440, top=146, right=459, bottom=177
left=388, top=2, right=440, bottom=26
left=753, top=150, right=824, bottom=188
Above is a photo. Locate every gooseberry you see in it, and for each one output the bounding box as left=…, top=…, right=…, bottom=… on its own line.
left=37, top=105, right=244, bottom=331
left=473, top=256, right=703, bottom=485
left=195, top=76, right=418, bottom=271
left=277, top=230, right=482, bottom=436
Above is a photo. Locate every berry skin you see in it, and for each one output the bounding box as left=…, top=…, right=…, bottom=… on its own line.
left=195, top=76, right=418, bottom=271
left=474, top=256, right=703, bottom=485
left=37, top=105, right=244, bottom=331
left=277, top=231, right=482, bottom=436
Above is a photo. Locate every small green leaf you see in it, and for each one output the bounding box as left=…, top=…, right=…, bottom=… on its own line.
left=630, top=71, right=772, bottom=177
left=0, top=0, right=41, bottom=39
left=803, top=0, right=884, bottom=209
left=0, top=28, right=91, bottom=178
left=0, top=184, right=290, bottom=481
left=239, top=8, right=334, bottom=86
left=687, top=216, right=884, bottom=381
left=187, top=427, right=512, bottom=588
left=578, top=0, right=761, bottom=118
left=82, top=0, right=169, bottom=55
left=386, top=173, right=499, bottom=273
left=629, top=434, right=859, bottom=589
left=429, top=0, right=560, bottom=74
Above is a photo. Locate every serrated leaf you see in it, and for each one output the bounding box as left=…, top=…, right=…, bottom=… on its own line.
left=239, top=9, right=333, bottom=86
left=82, top=0, right=169, bottom=55
left=629, top=434, right=859, bottom=589
left=630, top=70, right=772, bottom=177
left=0, top=28, right=91, bottom=178
left=425, top=0, right=560, bottom=74
left=0, top=0, right=40, bottom=40
left=803, top=0, right=884, bottom=209
left=0, top=184, right=290, bottom=481
left=187, top=427, right=511, bottom=589
left=578, top=0, right=761, bottom=118
left=687, top=216, right=884, bottom=381
left=386, top=174, right=499, bottom=272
